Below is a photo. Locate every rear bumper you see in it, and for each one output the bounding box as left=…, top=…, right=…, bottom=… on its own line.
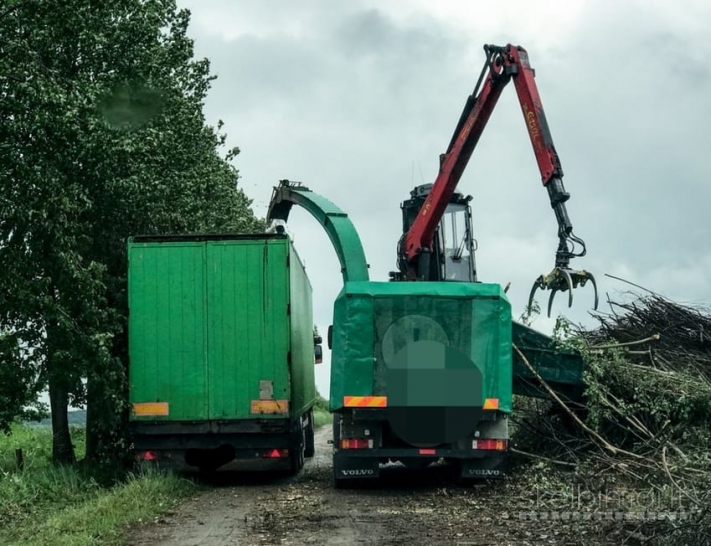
left=335, top=446, right=507, bottom=458
left=332, top=407, right=509, bottom=479
left=333, top=449, right=507, bottom=480
left=129, top=419, right=296, bottom=470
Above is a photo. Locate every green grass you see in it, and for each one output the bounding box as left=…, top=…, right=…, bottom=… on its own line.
left=313, top=409, right=332, bottom=428
left=12, top=467, right=194, bottom=546
left=0, top=424, right=196, bottom=546
left=1, top=394, right=334, bottom=544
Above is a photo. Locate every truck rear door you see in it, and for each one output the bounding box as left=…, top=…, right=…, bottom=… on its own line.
left=128, top=241, right=209, bottom=421
left=205, top=239, right=291, bottom=420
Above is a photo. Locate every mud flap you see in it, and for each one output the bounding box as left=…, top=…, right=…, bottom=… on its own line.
left=333, top=453, right=380, bottom=484
left=459, top=455, right=507, bottom=480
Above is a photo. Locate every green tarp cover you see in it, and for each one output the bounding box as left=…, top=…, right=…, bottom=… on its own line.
left=329, top=281, right=513, bottom=413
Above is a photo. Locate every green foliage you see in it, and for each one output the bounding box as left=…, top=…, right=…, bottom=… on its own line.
left=0, top=424, right=88, bottom=529
left=0, top=334, right=47, bottom=431
left=11, top=468, right=195, bottom=546
left=0, top=0, right=264, bottom=459
left=547, top=314, right=711, bottom=446
left=582, top=345, right=711, bottom=441
left=0, top=424, right=196, bottom=545
left=519, top=298, right=541, bottom=326
left=313, top=410, right=332, bottom=428
left=312, top=391, right=331, bottom=428
left=515, top=299, right=711, bottom=545
left=313, top=392, right=329, bottom=413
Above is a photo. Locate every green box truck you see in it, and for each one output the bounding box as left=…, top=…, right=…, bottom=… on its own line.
left=127, top=233, right=319, bottom=474
left=329, top=281, right=512, bottom=485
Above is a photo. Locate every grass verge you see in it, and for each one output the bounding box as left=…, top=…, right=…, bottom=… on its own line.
left=0, top=423, right=197, bottom=546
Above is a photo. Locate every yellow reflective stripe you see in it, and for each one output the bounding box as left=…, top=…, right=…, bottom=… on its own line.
left=483, top=398, right=499, bottom=410
left=251, top=400, right=289, bottom=414
left=132, top=402, right=169, bottom=416
left=343, top=396, right=387, bottom=407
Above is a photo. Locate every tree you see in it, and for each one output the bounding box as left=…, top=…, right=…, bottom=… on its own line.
left=0, top=0, right=263, bottom=464
left=0, top=332, right=45, bottom=432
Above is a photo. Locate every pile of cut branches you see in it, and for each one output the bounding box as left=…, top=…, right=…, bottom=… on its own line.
left=579, top=291, right=711, bottom=448
left=582, top=291, right=711, bottom=380
left=511, top=286, right=711, bottom=545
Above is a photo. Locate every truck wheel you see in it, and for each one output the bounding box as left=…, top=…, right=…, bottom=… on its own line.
left=289, top=422, right=305, bottom=474
left=304, top=410, right=315, bottom=458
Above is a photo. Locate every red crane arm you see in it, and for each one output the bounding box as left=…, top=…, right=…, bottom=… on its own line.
left=509, top=46, right=563, bottom=185
left=403, top=44, right=573, bottom=279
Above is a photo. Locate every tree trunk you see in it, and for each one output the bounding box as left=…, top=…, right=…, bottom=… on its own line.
left=84, top=373, right=109, bottom=464
left=84, top=374, right=98, bottom=463
left=49, top=375, right=76, bottom=465
left=85, top=284, right=131, bottom=467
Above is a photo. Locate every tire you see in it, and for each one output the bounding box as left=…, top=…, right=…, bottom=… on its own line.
left=289, top=420, right=305, bottom=475
left=304, top=410, right=315, bottom=458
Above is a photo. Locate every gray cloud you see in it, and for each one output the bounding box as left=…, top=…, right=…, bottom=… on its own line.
left=177, top=1, right=711, bottom=395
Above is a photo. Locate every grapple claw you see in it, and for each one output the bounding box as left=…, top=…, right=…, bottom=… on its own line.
left=527, top=267, right=599, bottom=318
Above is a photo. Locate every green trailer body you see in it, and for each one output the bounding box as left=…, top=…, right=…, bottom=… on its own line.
left=127, top=233, right=317, bottom=473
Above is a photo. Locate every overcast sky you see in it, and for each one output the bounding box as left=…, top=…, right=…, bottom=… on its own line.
left=176, top=0, right=711, bottom=398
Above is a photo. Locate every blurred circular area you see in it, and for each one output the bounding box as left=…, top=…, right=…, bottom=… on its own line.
left=385, top=340, right=483, bottom=446
left=98, top=82, right=166, bottom=131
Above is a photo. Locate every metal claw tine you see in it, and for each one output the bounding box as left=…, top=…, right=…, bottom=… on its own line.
left=561, top=268, right=574, bottom=308
left=547, top=288, right=557, bottom=318
left=587, top=271, right=599, bottom=310
left=527, top=279, right=540, bottom=313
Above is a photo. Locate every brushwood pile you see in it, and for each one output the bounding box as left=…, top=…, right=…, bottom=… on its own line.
left=512, top=290, right=711, bottom=544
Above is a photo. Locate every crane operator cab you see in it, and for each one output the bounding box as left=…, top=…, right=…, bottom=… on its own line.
left=394, top=184, right=477, bottom=283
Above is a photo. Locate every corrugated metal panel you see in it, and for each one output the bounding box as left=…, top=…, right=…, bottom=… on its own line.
left=286, top=241, right=316, bottom=416
left=206, top=239, right=290, bottom=420
left=128, top=242, right=208, bottom=421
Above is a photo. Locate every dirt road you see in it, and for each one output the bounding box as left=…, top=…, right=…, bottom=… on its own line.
left=127, top=426, right=619, bottom=546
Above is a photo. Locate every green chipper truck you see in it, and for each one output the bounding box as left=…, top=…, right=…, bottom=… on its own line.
left=127, top=233, right=320, bottom=474
left=261, top=43, right=598, bottom=487
left=266, top=171, right=589, bottom=488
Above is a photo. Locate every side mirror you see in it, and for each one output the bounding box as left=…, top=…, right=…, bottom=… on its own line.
left=314, top=344, right=323, bottom=364
left=327, top=325, right=333, bottom=350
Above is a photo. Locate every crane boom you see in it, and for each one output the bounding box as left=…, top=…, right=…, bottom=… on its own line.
left=399, top=43, right=598, bottom=316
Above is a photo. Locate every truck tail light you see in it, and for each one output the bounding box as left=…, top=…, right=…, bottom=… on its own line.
left=261, top=448, right=289, bottom=458
left=472, top=439, right=507, bottom=451
left=137, top=450, right=158, bottom=461
left=339, top=438, right=373, bottom=449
